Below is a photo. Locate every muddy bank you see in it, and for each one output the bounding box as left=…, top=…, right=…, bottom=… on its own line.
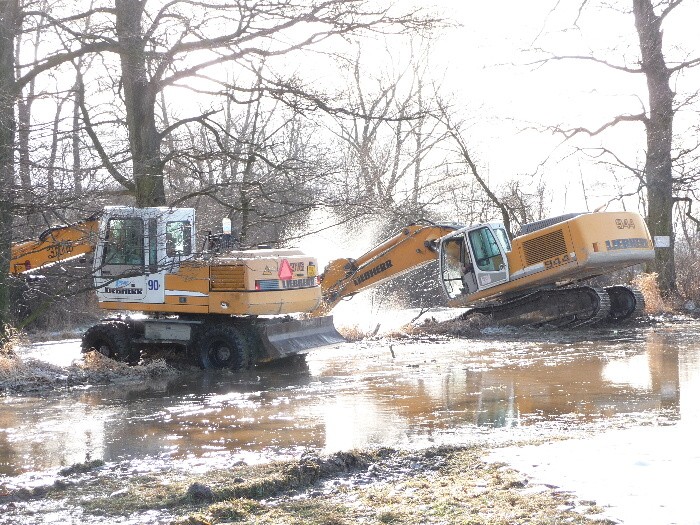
left=0, top=445, right=608, bottom=525
left=0, top=350, right=178, bottom=394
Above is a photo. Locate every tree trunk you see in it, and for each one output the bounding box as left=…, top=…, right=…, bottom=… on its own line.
left=633, top=0, right=677, bottom=294
left=0, top=0, right=18, bottom=336
left=47, top=94, right=68, bottom=193
left=16, top=95, right=31, bottom=192
left=15, top=23, right=36, bottom=201
left=115, top=0, right=165, bottom=207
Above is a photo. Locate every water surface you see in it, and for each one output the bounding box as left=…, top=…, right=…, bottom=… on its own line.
left=0, top=320, right=695, bottom=480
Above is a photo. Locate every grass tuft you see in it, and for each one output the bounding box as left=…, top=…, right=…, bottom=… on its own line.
left=59, top=459, right=106, bottom=477
left=337, top=324, right=381, bottom=341
left=0, top=325, right=23, bottom=357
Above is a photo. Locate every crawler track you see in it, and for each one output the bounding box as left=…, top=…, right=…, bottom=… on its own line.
left=460, top=285, right=643, bottom=328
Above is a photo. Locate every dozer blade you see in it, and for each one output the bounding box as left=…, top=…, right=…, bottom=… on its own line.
left=259, top=316, right=345, bottom=360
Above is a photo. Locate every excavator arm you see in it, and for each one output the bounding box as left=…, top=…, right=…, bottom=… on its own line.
left=10, top=215, right=100, bottom=275
left=318, top=223, right=459, bottom=313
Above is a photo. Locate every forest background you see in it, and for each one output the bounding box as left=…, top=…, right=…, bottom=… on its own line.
left=1, top=0, right=699, bottom=337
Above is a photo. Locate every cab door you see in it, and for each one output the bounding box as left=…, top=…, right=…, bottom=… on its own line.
left=94, top=214, right=148, bottom=303
left=466, top=225, right=509, bottom=290
left=143, top=208, right=195, bottom=304
left=440, top=233, right=469, bottom=300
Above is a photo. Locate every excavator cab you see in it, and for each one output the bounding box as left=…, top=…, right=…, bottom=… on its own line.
left=439, top=223, right=511, bottom=300
left=94, top=207, right=196, bottom=305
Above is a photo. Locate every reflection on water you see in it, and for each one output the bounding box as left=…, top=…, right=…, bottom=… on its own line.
left=1, top=321, right=697, bottom=478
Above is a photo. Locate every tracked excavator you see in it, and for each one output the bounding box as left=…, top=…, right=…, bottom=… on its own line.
left=318, top=211, right=655, bottom=327
left=10, top=206, right=344, bottom=369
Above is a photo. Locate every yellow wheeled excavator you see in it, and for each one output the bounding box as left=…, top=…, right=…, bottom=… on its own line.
left=318, top=211, right=655, bottom=327
left=11, top=206, right=344, bottom=369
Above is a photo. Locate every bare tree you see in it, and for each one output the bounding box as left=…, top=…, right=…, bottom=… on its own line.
left=500, top=178, right=549, bottom=233
left=0, top=1, right=117, bottom=334
left=532, top=0, right=700, bottom=295
left=68, top=0, right=437, bottom=207
left=328, top=43, right=455, bottom=224
left=0, top=0, right=19, bottom=337
left=438, top=101, right=514, bottom=238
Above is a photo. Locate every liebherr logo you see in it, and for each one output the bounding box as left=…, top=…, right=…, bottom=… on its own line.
left=352, top=260, right=393, bottom=286
left=104, top=287, right=144, bottom=295
left=104, top=279, right=143, bottom=294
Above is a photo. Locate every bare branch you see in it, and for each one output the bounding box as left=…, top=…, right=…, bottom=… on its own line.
left=157, top=109, right=220, bottom=142
left=75, top=68, right=135, bottom=193
left=549, top=112, right=648, bottom=139
left=527, top=54, right=643, bottom=74
left=659, top=0, right=684, bottom=22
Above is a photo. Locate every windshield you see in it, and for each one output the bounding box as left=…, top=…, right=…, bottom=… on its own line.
left=103, top=218, right=144, bottom=266
left=494, top=227, right=511, bottom=252
left=468, top=227, right=504, bottom=272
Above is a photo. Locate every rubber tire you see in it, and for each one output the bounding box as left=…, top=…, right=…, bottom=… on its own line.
left=81, top=322, right=133, bottom=362
left=196, top=325, right=249, bottom=370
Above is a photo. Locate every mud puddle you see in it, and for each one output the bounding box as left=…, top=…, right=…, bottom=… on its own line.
left=1, top=318, right=698, bottom=523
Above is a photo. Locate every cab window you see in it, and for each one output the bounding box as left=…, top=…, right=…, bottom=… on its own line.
left=468, top=227, right=504, bottom=272
left=494, top=227, right=511, bottom=252
left=166, top=221, right=192, bottom=257
left=441, top=237, right=465, bottom=299
left=103, top=218, right=144, bottom=266
left=147, top=218, right=158, bottom=272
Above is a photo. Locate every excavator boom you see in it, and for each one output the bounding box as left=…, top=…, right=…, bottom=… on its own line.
left=319, top=223, right=459, bottom=313
left=10, top=216, right=100, bottom=275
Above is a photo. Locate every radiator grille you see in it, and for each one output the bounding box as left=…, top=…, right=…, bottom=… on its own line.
left=210, top=265, right=246, bottom=291
left=522, top=229, right=567, bottom=266
left=256, top=279, right=280, bottom=290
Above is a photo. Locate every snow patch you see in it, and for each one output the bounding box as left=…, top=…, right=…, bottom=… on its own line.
left=490, top=423, right=700, bottom=525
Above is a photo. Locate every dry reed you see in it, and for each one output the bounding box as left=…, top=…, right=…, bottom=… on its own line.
left=631, top=272, right=668, bottom=314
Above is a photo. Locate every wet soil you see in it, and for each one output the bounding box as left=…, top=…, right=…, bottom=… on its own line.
left=0, top=445, right=607, bottom=525
left=0, top=314, right=697, bottom=523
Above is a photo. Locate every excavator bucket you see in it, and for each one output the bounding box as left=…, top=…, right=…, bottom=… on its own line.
left=258, top=316, right=345, bottom=360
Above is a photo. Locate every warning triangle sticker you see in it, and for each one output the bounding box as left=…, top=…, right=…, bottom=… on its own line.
left=278, top=259, right=293, bottom=280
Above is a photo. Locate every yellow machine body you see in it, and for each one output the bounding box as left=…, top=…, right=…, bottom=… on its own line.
left=96, top=252, right=322, bottom=316
left=440, top=211, right=654, bottom=306
left=11, top=206, right=340, bottom=366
